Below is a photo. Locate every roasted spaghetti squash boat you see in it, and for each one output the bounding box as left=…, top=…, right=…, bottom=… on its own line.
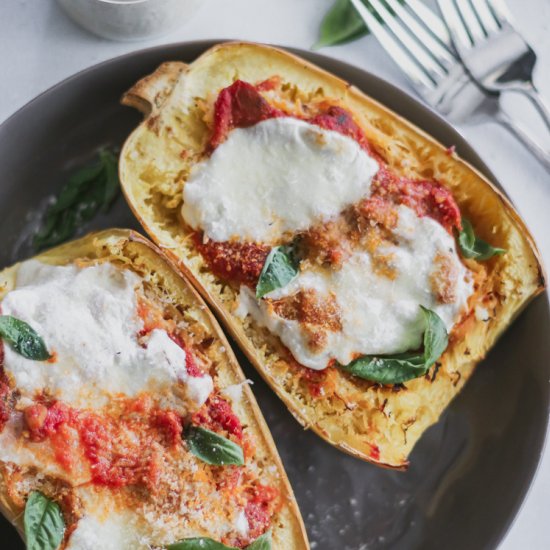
left=0, top=230, right=307, bottom=549
left=119, top=42, right=545, bottom=469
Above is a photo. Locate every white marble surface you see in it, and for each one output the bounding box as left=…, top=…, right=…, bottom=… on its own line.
left=0, top=0, right=549, bottom=547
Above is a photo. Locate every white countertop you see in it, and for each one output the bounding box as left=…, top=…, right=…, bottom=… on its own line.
left=0, top=0, right=549, bottom=547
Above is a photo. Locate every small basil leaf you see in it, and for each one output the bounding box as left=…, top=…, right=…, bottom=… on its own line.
left=99, top=149, right=120, bottom=212
left=34, top=148, right=120, bottom=251
left=165, top=532, right=270, bottom=550
left=313, top=0, right=369, bottom=49
left=185, top=426, right=244, bottom=466
left=420, top=306, right=448, bottom=368
left=457, top=217, right=475, bottom=251
left=49, top=163, right=104, bottom=214
left=24, top=491, right=65, bottom=550
left=469, top=239, right=506, bottom=261
left=341, top=352, right=427, bottom=384
left=0, top=316, right=50, bottom=360
left=314, top=0, right=404, bottom=49
left=457, top=219, right=506, bottom=261
left=166, top=538, right=236, bottom=550
left=340, top=308, right=448, bottom=384
left=246, top=531, right=272, bottom=550
left=256, top=245, right=299, bottom=299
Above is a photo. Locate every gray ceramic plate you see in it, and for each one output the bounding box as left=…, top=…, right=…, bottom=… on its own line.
left=0, top=41, right=548, bottom=550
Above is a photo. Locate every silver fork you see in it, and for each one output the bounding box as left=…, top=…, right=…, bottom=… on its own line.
left=437, top=0, right=550, bottom=133
left=348, top=0, right=550, bottom=169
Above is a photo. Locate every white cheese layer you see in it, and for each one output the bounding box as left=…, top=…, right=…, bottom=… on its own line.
left=181, top=117, right=379, bottom=243
left=65, top=514, right=131, bottom=550
left=0, top=261, right=213, bottom=409
left=65, top=494, right=151, bottom=550
left=237, top=205, right=473, bottom=370
left=64, top=496, right=250, bottom=550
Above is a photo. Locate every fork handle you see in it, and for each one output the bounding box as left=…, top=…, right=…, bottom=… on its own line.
left=520, top=85, right=550, bottom=135
left=495, top=110, right=550, bottom=171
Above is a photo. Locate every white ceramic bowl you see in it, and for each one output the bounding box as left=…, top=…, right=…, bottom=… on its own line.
left=57, top=0, right=201, bottom=41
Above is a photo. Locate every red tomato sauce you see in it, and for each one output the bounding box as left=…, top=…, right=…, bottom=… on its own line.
left=193, top=232, right=270, bottom=289
left=0, top=381, right=10, bottom=430
left=23, top=398, right=183, bottom=488
left=298, top=363, right=329, bottom=398
left=0, top=342, right=10, bottom=431
left=369, top=443, right=381, bottom=461
left=191, top=395, right=244, bottom=442
left=244, top=484, right=280, bottom=542
left=168, top=332, right=205, bottom=377
left=371, top=165, right=461, bottom=233
left=309, top=104, right=372, bottom=153
left=210, top=80, right=284, bottom=149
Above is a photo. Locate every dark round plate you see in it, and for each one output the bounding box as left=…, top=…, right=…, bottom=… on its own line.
left=0, top=40, right=548, bottom=550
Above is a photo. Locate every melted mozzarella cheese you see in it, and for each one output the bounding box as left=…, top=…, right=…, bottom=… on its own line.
left=237, top=205, right=473, bottom=370
left=0, top=261, right=213, bottom=409
left=234, top=509, right=249, bottom=537
left=181, top=117, right=379, bottom=243
left=222, top=380, right=253, bottom=404
left=65, top=493, right=151, bottom=550
left=65, top=515, right=131, bottom=550
left=65, top=492, right=250, bottom=550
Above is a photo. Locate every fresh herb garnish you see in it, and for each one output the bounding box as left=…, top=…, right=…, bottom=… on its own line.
left=0, top=315, right=50, bottom=360
left=166, top=539, right=235, bottom=550
left=314, top=0, right=370, bottom=49
left=314, top=0, right=403, bottom=49
left=457, top=219, right=506, bottom=261
left=185, top=426, right=244, bottom=466
left=167, top=532, right=271, bottom=550
left=24, top=491, right=65, bottom=550
left=33, top=149, right=120, bottom=251
left=340, top=307, right=448, bottom=384
left=256, top=245, right=299, bottom=299
left=245, top=532, right=272, bottom=550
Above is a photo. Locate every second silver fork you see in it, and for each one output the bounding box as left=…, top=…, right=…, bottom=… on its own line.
left=437, top=0, right=550, bottom=134
left=349, top=0, right=550, bottom=169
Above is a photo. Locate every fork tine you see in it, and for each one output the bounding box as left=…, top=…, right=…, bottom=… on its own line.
left=471, top=0, right=500, bottom=33
left=406, top=0, right=452, bottom=47
left=456, top=0, right=486, bottom=42
left=487, top=0, right=514, bottom=26
left=349, top=0, right=437, bottom=93
left=367, top=0, right=448, bottom=80
left=383, top=0, right=455, bottom=69
left=437, top=0, right=473, bottom=50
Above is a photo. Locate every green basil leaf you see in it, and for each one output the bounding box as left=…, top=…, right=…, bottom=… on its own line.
left=256, top=245, right=299, bottom=299
left=99, top=150, right=120, bottom=212
left=341, top=352, right=428, bottom=384
left=34, top=148, right=120, bottom=251
left=24, top=491, right=65, bottom=550
left=49, top=163, right=104, bottom=214
left=313, top=0, right=404, bottom=49
left=457, top=219, right=506, bottom=261
left=420, top=306, right=448, bottom=368
left=185, top=426, right=244, bottom=466
left=313, top=0, right=369, bottom=49
left=340, top=307, right=448, bottom=384
left=246, top=531, right=272, bottom=550
left=166, top=538, right=236, bottom=550
left=165, top=532, right=270, bottom=550
left=0, top=316, right=50, bottom=361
